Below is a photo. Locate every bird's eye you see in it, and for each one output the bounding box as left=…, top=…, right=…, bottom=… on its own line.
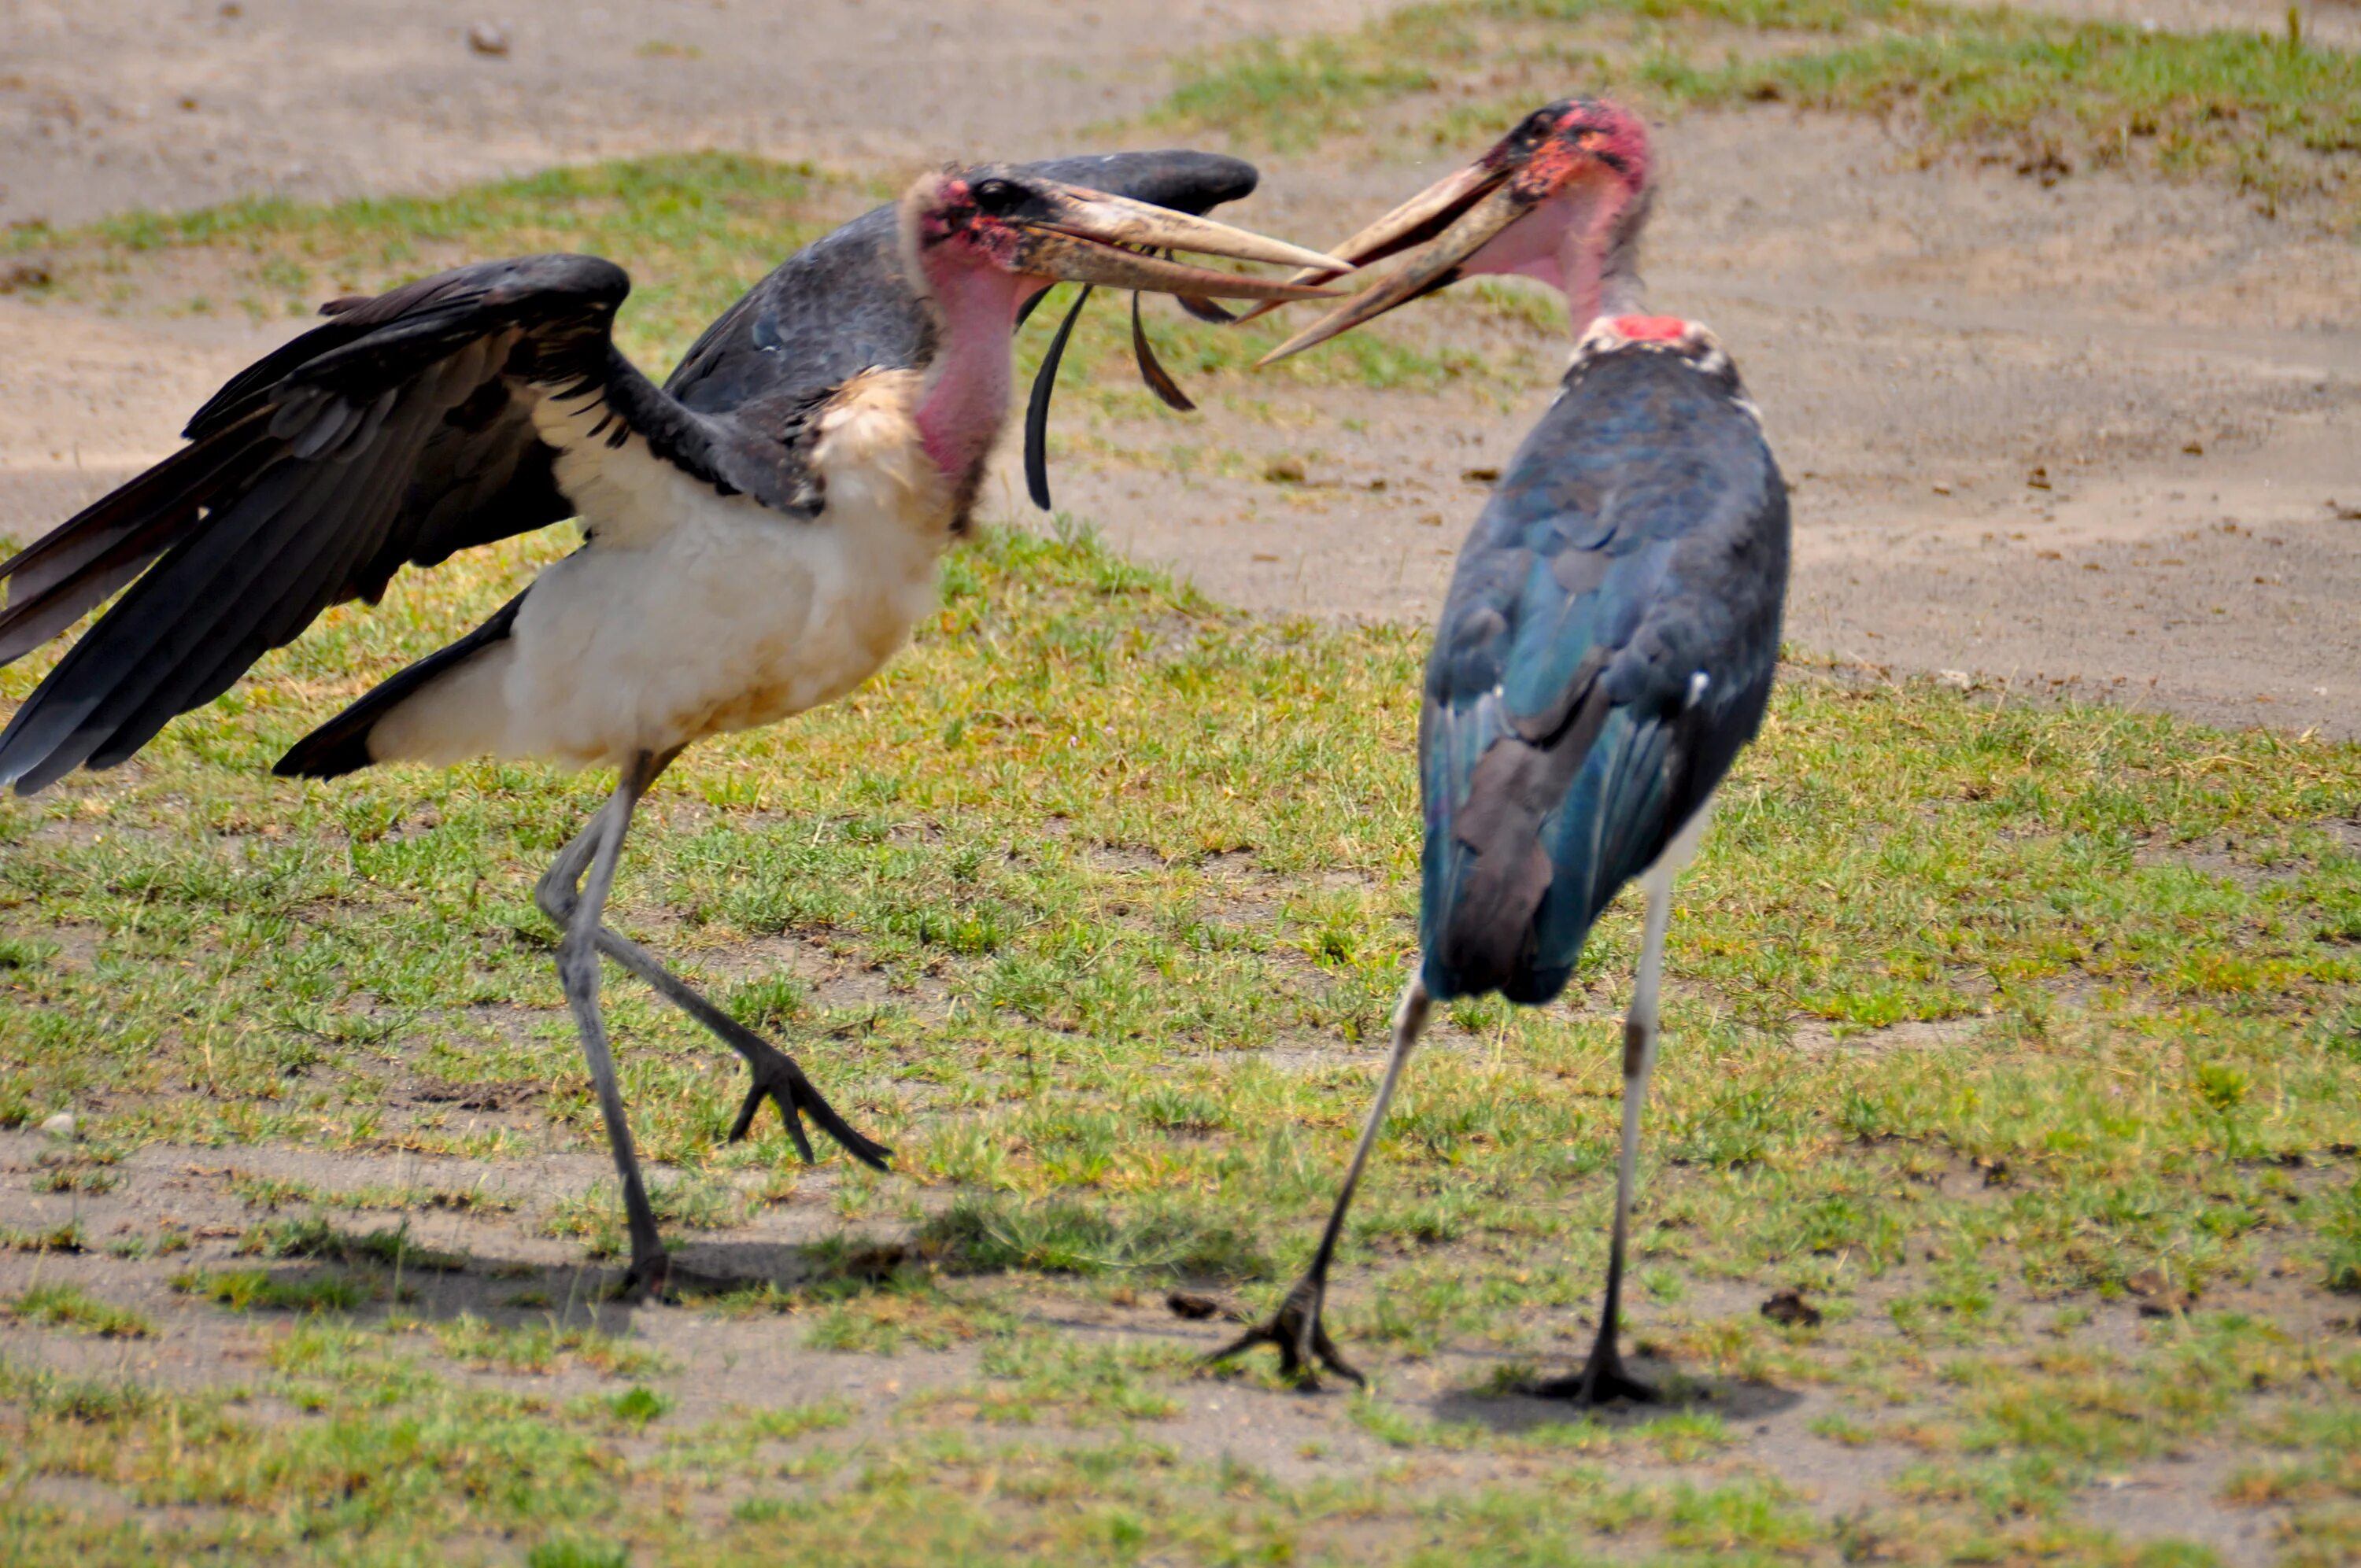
left=970, top=179, right=1023, bottom=216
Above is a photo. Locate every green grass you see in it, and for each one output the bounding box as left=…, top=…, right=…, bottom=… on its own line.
left=1151, top=0, right=2361, bottom=223
left=2, top=153, right=851, bottom=358
left=5, top=1282, right=153, bottom=1338
left=430, top=1313, right=671, bottom=1378
left=169, top=1267, right=375, bottom=1314
left=2, top=515, right=2356, bottom=1560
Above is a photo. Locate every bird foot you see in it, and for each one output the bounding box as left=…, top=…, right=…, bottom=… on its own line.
left=1203, top=1276, right=1362, bottom=1390
left=1530, top=1338, right=1657, bottom=1406
left=729, top=1039, right=892, bottom=1172
left=611, top=1251, right=674, bottom=1305
left=606, top=1254, right=792, bottom=1306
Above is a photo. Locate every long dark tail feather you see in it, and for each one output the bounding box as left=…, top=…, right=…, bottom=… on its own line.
left=275, top=588, right=527, bottom=780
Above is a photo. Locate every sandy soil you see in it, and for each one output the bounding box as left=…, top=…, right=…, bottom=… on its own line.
left=0, top=0, right=1397, bottom=229
left=1059, top=111, right=2361, bottom=736
left=2, top=2, right=2355, bottom=737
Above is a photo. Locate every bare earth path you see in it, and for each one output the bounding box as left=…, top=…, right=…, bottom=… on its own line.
left=3, top=2, right=2356, bottom=736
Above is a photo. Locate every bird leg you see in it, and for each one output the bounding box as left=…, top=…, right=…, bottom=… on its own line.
left=1209, top=978, right=1430, bottom=1389
left=534, top=759, right=891, bottom=1173
left=554, top=751, right=670, bottom=1301
left=1535, top=869, right=1674, bottom=1406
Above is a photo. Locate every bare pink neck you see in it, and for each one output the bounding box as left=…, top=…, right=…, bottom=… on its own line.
left=1558, top=205, right=1645, bottom=339
left=1464, top=183, right=1646, bottom=340
left=914, top=258, right=1027, bottom=484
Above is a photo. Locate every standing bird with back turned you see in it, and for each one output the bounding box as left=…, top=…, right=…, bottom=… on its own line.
left=0, top=153, right=1340, bottom=1300
left=1212, top=101, right=1790, bottom=1401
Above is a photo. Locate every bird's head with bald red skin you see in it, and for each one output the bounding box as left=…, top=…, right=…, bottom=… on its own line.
left=892, top=163, right=1340, bottom=489
left=1252, top=98, right=1660, bottom=364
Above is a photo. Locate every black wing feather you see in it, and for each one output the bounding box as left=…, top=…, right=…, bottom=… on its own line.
left=275, top=589, right=529, bottom=780
left=0, top=254, right=730, bottom=794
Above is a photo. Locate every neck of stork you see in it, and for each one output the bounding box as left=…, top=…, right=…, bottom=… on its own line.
left=1477, top=179, right=1650, bottom=338
left=1565, top=212, right=1646, bottom=336
left=911, top=254, right=1033, bottom=487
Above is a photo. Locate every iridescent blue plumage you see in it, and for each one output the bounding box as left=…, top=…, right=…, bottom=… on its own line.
left=1420, top=334, right=1788, bottom=1004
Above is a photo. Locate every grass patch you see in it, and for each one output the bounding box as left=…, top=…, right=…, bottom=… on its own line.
left=240, top=1215, right=467, bottom=1273
left=430, top=1313, right=671, bottom=1379
left=4, top=512, right=2346, bottom=1556
left=5, top=1282, right=153, bottom=1338
left=918, top=1193, right=1268, bottom=1280
left=2, top=153, right=850, bottom=356
left=169, top=1267, right=373, bottom=1314
left=1151, top=0, right=2361, bottom=223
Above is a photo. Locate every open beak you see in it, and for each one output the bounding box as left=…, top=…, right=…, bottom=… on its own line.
left=1232, top=160, right=1505, bottom=326
left=1011, top=183, right=1348, bottom=302
left=1254, top=168, right=1540, bottom=365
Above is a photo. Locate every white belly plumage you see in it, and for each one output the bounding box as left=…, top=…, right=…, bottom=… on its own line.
left=367, top=369, right=952, bottom=771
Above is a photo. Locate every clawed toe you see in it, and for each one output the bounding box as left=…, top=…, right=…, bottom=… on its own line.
left=1203, top=1281, right=1362, bottom=1389
left=728, top=1044, right=892, bottom=1171
left=1531, top=1345, right=1657, bottom=1406
left=611, top=1252, right=674, bottom=1304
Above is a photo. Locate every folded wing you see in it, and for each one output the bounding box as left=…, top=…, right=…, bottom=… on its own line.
left=1420, top=348, right=1787, bottom=1004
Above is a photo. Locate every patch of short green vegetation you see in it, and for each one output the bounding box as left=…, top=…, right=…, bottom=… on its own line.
left=430, top=1313, right=671, bottom=1379
left=1151, top=0, right=2361, bottom=223
left=0, top=1222, right=86, bottom=1255
left=169, top=1266, right=372, bottom=1314
left=5, top=1282, right=153, bottom=1338
left=929, top=1332, right=1188, bottom=1425
left=1, top=153, right=852, bottom=356
left=1658, top=6, right=2361, bottom=220
left=918, top=1192, right=1267, bottom=1280
left=1, top=511, right=2352, bottom=1560
left=240, top=1214, right=468, bottom=1273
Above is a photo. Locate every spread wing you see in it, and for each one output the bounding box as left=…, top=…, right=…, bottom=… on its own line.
left=0, top=150, right=1264, bottom=796
left=0, top=254, right=807, bottom=795
left=1419, top=347, right=1788, bottom=1004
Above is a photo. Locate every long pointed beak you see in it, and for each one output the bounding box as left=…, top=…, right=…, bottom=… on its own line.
left=1232, top=160, right=1507, bottom=327
left=1256, top=179, right=1535, bottom=365
left=1014, top=184, right=1348, bottom=301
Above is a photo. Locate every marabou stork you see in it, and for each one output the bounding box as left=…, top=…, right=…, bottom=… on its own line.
left=1211, top=101, right=1790, bottom=1401
left=0, top=152, right=1340, bottom=1300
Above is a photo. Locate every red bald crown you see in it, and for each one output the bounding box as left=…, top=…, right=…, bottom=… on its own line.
left=1503, top=98, right=1653, bottom=205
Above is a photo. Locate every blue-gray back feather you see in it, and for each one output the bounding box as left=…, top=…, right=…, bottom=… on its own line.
left=1420, top=342, right=1788, bottom=1004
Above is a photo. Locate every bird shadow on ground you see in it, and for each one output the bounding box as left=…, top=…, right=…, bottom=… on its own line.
left=1428, top=1365, right=1803, bottom=1432
left=249, top=1234, right=955, bottom=1336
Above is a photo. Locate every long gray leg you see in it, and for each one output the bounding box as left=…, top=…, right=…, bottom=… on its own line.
left=1210, top=977, right=1431, bottom=1388
left=534, top=763, right=889, bottom=1171
left=558, top=751, right=668, bottom=1299
left=1535, top=863, right=1674, bottom=1404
